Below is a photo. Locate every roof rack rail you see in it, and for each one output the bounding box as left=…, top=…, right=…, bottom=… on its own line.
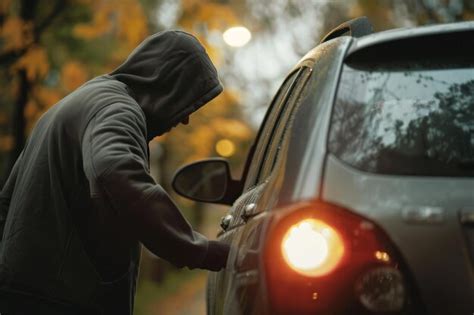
left=320, top=16, right=373, bottom=43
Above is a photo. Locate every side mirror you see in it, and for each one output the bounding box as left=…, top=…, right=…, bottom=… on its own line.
left=172, top=158, right=242, bottom=205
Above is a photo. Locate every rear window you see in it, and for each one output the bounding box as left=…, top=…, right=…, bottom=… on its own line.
left=329, top=60, right=474, bottom=177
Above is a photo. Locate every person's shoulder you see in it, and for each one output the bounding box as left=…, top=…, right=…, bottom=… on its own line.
left=81, top=75, right=144, bottom=117
left=82, top=75, right=130, bottom=95
left=94, top=95, right=146, bottom=129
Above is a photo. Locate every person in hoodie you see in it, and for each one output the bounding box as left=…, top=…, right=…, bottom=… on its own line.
left=0, top=30, right=229, bottom=315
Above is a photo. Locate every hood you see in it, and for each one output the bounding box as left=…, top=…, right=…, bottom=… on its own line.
left=110, top=30, right=223, bottom=140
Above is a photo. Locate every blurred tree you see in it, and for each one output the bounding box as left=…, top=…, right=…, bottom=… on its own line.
left=0, top=0, right=151, bottom=184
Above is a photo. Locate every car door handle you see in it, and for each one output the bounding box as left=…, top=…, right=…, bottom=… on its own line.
left=241, top=203, right=256, bottom=222
left=220, top=214, right=233, bottom=231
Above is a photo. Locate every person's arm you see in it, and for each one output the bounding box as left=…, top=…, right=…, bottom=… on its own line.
left=0, top=152, right=23, bottom=239
left=82, top=102, right=228, bottom=271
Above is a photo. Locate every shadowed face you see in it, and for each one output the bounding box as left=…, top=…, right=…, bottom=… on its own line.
left=164, top=115, right=190, bottom=133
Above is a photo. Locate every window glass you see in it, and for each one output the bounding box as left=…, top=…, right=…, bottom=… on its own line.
left=257, top=68, right=312, bottom=182
left=329, top=61, right=474, bottom=176
left=243, top=69, right=301, bottom=188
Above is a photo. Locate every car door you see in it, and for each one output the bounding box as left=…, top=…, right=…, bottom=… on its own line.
left=208, top=65, right=313, bottom=315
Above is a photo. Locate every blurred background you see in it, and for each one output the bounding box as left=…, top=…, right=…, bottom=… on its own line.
left=0, top=0, right=472, bottom=314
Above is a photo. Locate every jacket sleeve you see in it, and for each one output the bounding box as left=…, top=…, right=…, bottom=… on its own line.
left=0, top=152, right=23, bottom=239
left=82, top=102, right=228, bottom=271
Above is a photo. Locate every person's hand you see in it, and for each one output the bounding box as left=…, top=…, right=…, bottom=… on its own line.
left=201, top=241, right=230, bottom=271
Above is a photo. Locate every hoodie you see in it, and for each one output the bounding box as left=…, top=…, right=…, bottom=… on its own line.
left=0, top=30, right=227, bottom=315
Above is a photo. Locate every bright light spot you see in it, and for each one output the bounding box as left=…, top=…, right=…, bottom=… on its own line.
left=283, top=221, right=328, bottom=269
left=215, top=139, right=235, bottom=157
left=282, top=219, right=344, bottom=277
left=375, top=251, right=390, bottom=262
left=223, top=26, right=251, bottom=47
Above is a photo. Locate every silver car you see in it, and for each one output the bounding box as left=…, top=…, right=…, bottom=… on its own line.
left=173, top=18, right=474, bottom=315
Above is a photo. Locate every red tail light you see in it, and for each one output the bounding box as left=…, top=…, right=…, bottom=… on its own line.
left=263, top=201, right=406, bottom=314
left=281, top=218, right=344, bottom=277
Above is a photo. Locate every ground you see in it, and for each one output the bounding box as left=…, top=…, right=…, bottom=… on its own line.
left=147, top=272, right=207, bottom=315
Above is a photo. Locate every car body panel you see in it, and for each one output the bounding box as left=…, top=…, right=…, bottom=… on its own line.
left=278, top=37, right=352, bottom=205
left=323, top=154, right=474, bottom=314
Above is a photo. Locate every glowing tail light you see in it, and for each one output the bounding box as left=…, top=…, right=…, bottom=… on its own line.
left=281, top=219, right=344, bottom=277
left=263, top=201, right=410, bottom=314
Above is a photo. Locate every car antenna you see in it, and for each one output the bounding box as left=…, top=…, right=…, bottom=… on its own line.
left=320, top=16, right=373, bottom=43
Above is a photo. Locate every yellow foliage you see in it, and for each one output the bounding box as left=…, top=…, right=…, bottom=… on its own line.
left=197, top=3, right=239, bottom=30
left=116, top=1, right=148, bottom=48
left=0, top=0, right=11, bottom=15
left=73, top=0, right=148, bottom=48
left=180, top=1, right=239, bottom=31
left=189, top=125, right=214, bottom=149
left=34, top=86, right=62, bottom=109
left=24, top=100, right=39, bottom=120
left=210, top=89, right=240, bottom=113
left=0, top=16, right=33, bottom=51
left=12, top=45, right=49, bottom=80
left=210, top=118, right=252, bottom=140
left=0, top=135, right=13, bottom=152
left=73, top=3, right=112, bottom=39
left=61, top=61, right=88, bottom=91
left=181, top=0, right=201, bottom=12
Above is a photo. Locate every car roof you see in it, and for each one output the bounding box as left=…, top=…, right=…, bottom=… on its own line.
left=350, top=20, right=474, bottom=54
left=293, top=20, right=474, bottom=71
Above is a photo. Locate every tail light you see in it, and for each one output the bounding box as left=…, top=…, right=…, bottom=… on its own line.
left=263, top=201, right=407, bottom=314
left=281, top=218, right=344, bottom=277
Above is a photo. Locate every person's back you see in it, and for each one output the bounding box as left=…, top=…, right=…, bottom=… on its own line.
left=0, top=30, right=228, bottom=315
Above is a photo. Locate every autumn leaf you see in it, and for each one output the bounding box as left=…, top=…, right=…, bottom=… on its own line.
left=0, top=16, right=33, bottom=52
left=33, top=86, right=62, bottom=109
left=0, top=0, right=11, bottom=15
left=116, top=0, right=148, bottom=48
left=11, top=45, right=49, bottom=80
left=73, top=3, right=112, bottom=39
left=0, top=135, right=13, bottom=152
left=211, top=118, right=252, bottom=140
left=73, top=0, right=148, bottom=48
left=24, top=100, right=39, bottom=120
left=180, top=1, right=239, bottom=31
left=181, top=0, right=201, bottom=12
left=61, top=61, right=88, bottom=91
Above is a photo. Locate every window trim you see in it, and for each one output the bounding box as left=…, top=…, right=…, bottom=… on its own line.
left=241, top=68, right=304, bottom=190
left=257, top=67, right=313, bottom=183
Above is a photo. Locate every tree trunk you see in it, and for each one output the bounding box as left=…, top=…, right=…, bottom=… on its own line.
left=5, top=70, right=29, bottom=176
left=1, top=0, right=38, bottom=182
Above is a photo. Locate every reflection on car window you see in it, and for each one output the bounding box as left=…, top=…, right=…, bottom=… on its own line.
left=329, top=61, right=474, bottom=177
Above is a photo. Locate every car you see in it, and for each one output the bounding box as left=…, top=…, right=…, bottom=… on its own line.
left=172, top=17, right=474, bottom=315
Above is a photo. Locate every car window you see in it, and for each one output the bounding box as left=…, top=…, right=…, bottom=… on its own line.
left=329, top=60, right=474, bottom=177
left=243, top=68, right=303, bottom=189
left=256, top=67, right=312, bottom=183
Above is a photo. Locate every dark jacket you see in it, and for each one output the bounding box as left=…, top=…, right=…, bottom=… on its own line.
left=0, top=30, right=227, bottom=314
